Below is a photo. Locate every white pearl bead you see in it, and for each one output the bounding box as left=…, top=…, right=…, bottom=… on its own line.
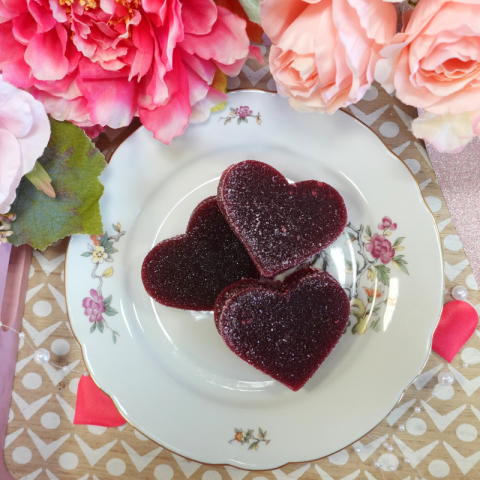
left=438, top=371, right=454, bottom=386
left=415, top=407, right=421, bottom=413
left=387, top=445, right=393, bottom=452
left=355, top=447, right=361, bottom=453
left=432, top=391, right=438, bottom=397
left=0, top=321, right=3, bottom=326
left=83, top=371, right=89, bottom=377
left=389, top=465, right=396, bottom=471
left=463, top=363, right=469, bottom=368
left=452, top=285, right=468, bottom=301
left=62, top=366, right=69, bottom=372
left=405, top=458, right=411, bottom=464
left=34, top=348, right=50, bottom=365
left=399, top=424, right=405, bottom=431
left=374, top=462, right=381, bottom=468
left=383, top=442, right=389, bottom=448
left=19, top=332, right=25, bottom=338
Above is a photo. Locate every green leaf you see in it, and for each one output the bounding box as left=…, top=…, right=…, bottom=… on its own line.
left=393, top=255, right=405, bottom=261
left=345, top=260, right=353, bottom=269
left=99, top=232, right=108, bottom=247
left=9, top=118, right=106, bottom=250
left=104, top=305, right=118, bottom=316
left=237, top=0, right=260, bottom=23
left=366, top=225, right=372, bottom=238
left=393, top=237, right=404, bottom=248
left=374, top=264, right=390, bottom=286
left=81, top=252, right=93, bottom=257
left=237, top=117, right=242, bottom=125
left=248, top=442, right=258, bottom=450
left=98, top=319, right=104, bottom=333
left=90, top=323, right=97, bottom=333
left=397, top=262, right=409, bottom=275
left=230, top=108, right=236, bottom=114
left=112, top=223, right=119, bottom=232
left=104, top=246, right=118, bottom=254
left=258, top=428, right=264, bottom=437
left=112, top=332, right=117, bottom=344
left=103, top=295, right=112, bottom=306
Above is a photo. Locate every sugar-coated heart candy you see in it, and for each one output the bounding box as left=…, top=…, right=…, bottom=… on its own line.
left=218, top=160, right=348, bottom=277
left=142, top=196, right=259, bottom=311
left=215, top=268, right=350, bottom=391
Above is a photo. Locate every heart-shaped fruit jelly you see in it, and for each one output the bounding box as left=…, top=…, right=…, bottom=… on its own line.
left=218, top=160, right=347, bottom=277
left=215, top=268, right=350, bottom=391
left=141, top=196, right=259, bottom=311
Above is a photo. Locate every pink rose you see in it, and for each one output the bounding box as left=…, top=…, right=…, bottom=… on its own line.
left=0, top=75, right=50, bottom=214
left=261, top=0, right=397, bottom=114
left=0, top=0, right=251, bottom=144
left=375, top=0, right=480, bottom=152
left=366, top=233, right=395, bottom=264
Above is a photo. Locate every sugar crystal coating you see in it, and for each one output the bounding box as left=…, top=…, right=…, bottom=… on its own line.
left=216, top=268, right=350, bottom=391
left=141, top=196, right=259, bottom=311
left=217, top=160, right=348, bottom=277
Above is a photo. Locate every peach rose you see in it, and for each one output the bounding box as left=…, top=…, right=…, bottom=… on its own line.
left=375, top=0, right=480, bottom=152
left=261, top=0, right=397, bottom=114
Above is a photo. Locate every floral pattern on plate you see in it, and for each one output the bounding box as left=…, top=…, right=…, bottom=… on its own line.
left=343, top=216, right=408, bottom=335
left=229, top=428, right=270, bottom=450
left=81, top=222, right=125, bottom=343
left=220, top=106, right=261, bottom=125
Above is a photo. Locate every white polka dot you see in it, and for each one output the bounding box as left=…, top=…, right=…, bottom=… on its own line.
left=253, top=478, right=269, bottom=480
left=466, top=274, right=479, bottom=290
left=202, top=471, right=222, bottom=480
left=41, top=412, right=61, bottom=429
left=154, top=465, right=174, bottom=480
left=379, top=453, right=398, bottom=472
left=328, top=449, right=349, bottom=465
left=22, top=372, right=42, bottom=390
left=456, top=423, right=477, bottom=442
left=406, top=417, right=427, bottom=436
left=12, top=446, right=32, bottom=464
left=107, top=458, right=126, bottom=476
left=88, top=425, right=107, bottom=435
left=363, top=86, right=378, bottom=102
left=135, top=430, right=148, bottom=441
left=29, top=265, right=34, bottom=278
left=33, top=300, right=52, bottom=317
left=8, top=408, right=14, bottom=423
left=69, top=377, right=80, bottom=395
left=462, top=347, right=480, bottom=365
left=61, top=270, right=64, bottom=281
left=426, top=196, right=442, bottom=213
left=404, top=158, right=420, bottom=174
left=379, top=122, right=399, bottom=138
left=227, top=76, right=241, bottom=90
left=267, top=78, right=277, bottom=92
left=444, top=234, right=462, bottom=251
left=59, top=452, right=78, bottom=470
left=51, top=339, right=70, bottom=356
left=429, top=459, right=450, bottom=478
left=435, top=384, right=455, bottom=400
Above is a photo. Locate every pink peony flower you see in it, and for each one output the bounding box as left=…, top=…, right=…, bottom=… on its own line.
left=0, top=75, right=50, bottom=214
left=261, top=0, right=397, bottom=114
left=0, top=0, right=252, bottom=144
left=366, top=233, right=395, bottom=264
left=82, top=288, right=105, bottom=322
left=375, top=0, right=480, bottom=153
left=378, top=216, right=397, bottom=231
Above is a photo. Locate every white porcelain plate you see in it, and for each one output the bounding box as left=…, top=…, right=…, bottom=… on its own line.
left=66, top=91, right=443, bottom=470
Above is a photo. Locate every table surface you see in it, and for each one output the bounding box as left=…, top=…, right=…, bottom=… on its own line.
left=4, top=48, right=480, bottom=480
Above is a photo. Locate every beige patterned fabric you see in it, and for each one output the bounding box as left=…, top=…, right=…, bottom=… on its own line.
left=5, top=48, right=480, bottom=480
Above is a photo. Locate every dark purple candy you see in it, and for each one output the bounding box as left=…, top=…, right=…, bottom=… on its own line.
left=142, top=196, right=259, bottom=311
left=218, top=160, right=348, bottom=277
left=215, top=268, right=350, bottom=391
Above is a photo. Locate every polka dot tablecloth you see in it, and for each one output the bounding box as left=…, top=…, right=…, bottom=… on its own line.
left=4, top=48, right=480, bottom=480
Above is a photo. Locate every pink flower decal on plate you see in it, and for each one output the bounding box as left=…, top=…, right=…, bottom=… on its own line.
left=82, top=289, right=105, bottom=323
left=81, top=223, right=125, bottom=343
left=378, top=216, right=397, bottom=231
left=365, top=233, right=395, bottom=265
left=220, top=106, right=261, bottom=125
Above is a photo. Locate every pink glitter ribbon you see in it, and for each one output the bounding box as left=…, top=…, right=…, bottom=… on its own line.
left=426, top=138, right=480, bottom=286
